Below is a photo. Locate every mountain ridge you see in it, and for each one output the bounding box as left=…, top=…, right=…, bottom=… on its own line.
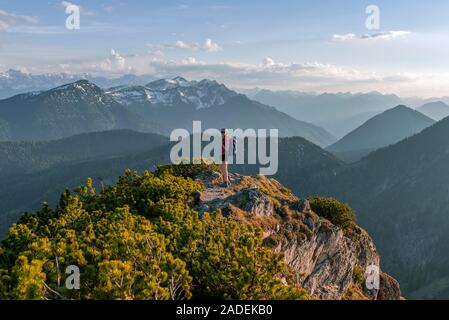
left=252, top=89, right=403, bottom=124
left=416, top=101, right=449, bottom=121
left=105, top=77, right=336, bottom=146
left=300, top=115, right=449, bottom=299
left=0, top=80, right=159, bottom=141
left=0, top=130, right=168, bottom=177
left=327, top=105, right=435, bottom=161
left=0, top=69, right=157, bottom=99
left=0, top=78, right=336, bottom=147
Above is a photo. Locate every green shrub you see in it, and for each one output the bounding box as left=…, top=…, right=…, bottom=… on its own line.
left=352, top=265, right=365, bottom=286
left=155, top=161, right=220, bottom=179
left=0, top=169, right=309, bottom=300
left=308, top=197, right=356, bottom=229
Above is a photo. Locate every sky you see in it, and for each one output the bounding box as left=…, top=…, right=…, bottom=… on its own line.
left=1, top=0, right=449, bottom=97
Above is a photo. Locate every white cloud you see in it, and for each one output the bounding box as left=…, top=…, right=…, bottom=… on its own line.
left=0, top=20, right=8, bottom=30
left=333, top=31, right=412, bottom=42
left=55, top=49, right=131, bottom=75
left=140, top=58, right=449, bottom=97
left=173, top=40, right=190, bottom=49
left=333, top=33, right=356, bottom=41
left=20, top=51, right=449, bottom=97
left=360, top=30, right=412, bottom=40
left=108, top=49, right=126, bottom=70
left=202, top=39, right=222, bottom=52
left=181, top=57, right=198, bottom=65
left=0, top=9, right=39, bottom=30
left=262, top=57, right=276, bottom=67
left=151, top=39, right=223, bottom=52
left=141, top=57, right=384, bottom=90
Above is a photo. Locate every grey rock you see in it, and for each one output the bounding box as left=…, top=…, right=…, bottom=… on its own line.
left=304, top=217, right=315, bottom=231
left=377, top=272, right=402, bottom=300
left=296, top=199, right=312, bottom=213
left=229, top=188, right=274, bottom=217
left=194, top=171, right=222, bottom=188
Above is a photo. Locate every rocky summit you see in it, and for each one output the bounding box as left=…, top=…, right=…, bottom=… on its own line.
left=192, top=171, right=401, bottom=300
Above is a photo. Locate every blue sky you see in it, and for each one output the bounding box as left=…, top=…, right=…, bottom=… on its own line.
left=1, top=0, right=449, bottom=97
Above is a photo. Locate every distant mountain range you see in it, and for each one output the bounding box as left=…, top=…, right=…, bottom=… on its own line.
left=252, top=89, right=403, bottom=125
left=107, top=77, right=238, bottom=110
left=316, top=111, right=381, bottom=139
left=3, top=69, right=449, bottom=144
left=416, top=101, right=449, bottom=121
left=0, top=77, right=336, bottom=147
left=0, top=69, right=157, bottom=99
left=327, top=106, right=435, bottom=162
left=0, top=80, right=158, bottom=141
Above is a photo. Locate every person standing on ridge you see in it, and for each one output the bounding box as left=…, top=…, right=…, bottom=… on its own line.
left=220, top=128, right=235, bottom=187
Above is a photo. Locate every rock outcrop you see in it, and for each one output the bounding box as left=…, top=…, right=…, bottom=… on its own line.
left=192, top=171, right=402, bottom=300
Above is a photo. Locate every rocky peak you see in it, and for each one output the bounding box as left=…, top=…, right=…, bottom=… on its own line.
left=107, top=77, right=239, bottom=109
left=54, top=80, right=101, bottom=93
left=40, top=80, right=116, bottom=106
left=172, top=76, right=189, bottom=84
left=191, top=171, right=402, bottom=300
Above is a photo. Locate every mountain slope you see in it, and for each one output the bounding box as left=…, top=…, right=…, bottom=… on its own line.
left=0, top=118, right=9, bottom=141
left=0, top=142, right=172, bottom=235
left=107, top=78, right=336, bottom=147
left=193, top=96, right=335, bottom=146
left=317, top=111, right=381, bottom=139
left=232, top=136, right=343, bottom=190
left=0, top=80, right=158, bottom=141
left=327, top=105, right=435, bottom=157
left=1, top=77, right=335, bottom=146
left=416, top=101, right=449, bottom=121
left=0, top=130, right=168, bottom=177
left=300, top=116, right=449, bottom=299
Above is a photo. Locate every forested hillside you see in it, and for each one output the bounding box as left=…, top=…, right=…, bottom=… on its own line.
left=0, top=164, right=400, bottom=300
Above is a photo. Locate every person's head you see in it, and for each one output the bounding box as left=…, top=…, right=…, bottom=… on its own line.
left=221, top=128, right=227, bottom=137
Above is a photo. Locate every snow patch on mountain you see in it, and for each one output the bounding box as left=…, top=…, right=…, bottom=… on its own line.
left=39, top=80, right=117, bottom=107
left=106, top=77, right=238, bottom=109
left=0, top=69, right=158, bottom=99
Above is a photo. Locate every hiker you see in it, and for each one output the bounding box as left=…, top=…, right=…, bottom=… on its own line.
left=220, top=128, right=236, bottom=187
